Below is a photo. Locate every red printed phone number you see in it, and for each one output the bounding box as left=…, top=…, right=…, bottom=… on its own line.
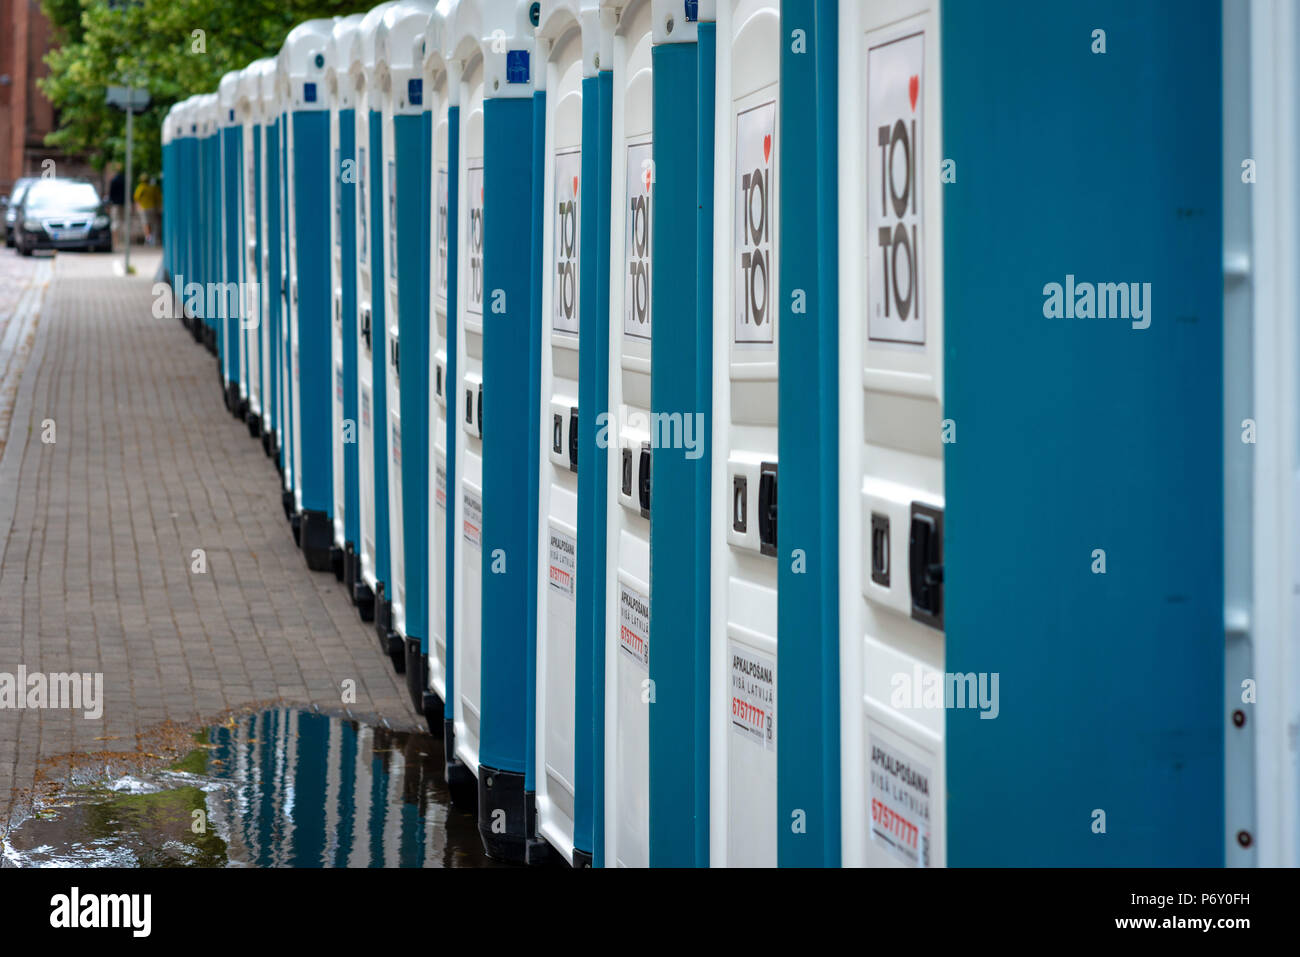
left=871, top=798, right=918, bottom=850
left=732, top=696, right=766, bottom=729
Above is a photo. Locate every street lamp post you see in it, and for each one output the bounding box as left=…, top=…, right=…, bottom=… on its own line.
left=105, top=84, right=149, bottom=273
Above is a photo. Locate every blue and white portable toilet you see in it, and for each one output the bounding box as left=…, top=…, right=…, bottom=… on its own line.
left=174, top=97, right=202, bottom=340
left=598, top=0, right=657, bottom=870
left=708, top=0, right=780, bottom=868
left=380, top=0, right=438, bottom=673
left=327, top=15, right=365, bottom=585
left=532, top=0, right=605, bottom=867
left=161, top=105, right=176, bottom=286
left=279, top=18, right=339, bottom=570
left=350, top=2, right=399, bottom=623
left=218, top=70, right=247, bottom=418
left=446, top=0, right=487, bottom=800
left=421, top=0, right=467, bottom=759
left=472, top=0, right=553, bottom=864
left=258, top=62, right=284, bottom=459
left=826, top=0, right=1225, bottom=868
left=201, top=92, right=222, bottom=354
left=275, top=59, right=297, bottom=498
left=237, top=60, right=272, bottom=440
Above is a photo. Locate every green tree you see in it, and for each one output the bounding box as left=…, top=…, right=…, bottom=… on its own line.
left=39, top=0, right=375, bottom=180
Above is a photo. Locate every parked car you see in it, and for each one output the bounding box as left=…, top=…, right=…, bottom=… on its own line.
left=13, top=178, right=112, bottom=256
left=2, top=177, right=37, bottom=247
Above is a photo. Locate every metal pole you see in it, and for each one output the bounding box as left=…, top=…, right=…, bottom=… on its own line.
left=124, top=86, right=133, bottom=274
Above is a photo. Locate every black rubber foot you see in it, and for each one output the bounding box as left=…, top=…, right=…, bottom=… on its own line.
left=300, top=509, right=332, bottom=572
left=374, top=593, right=404, bottom=672
left=572, top=849, right=593, bottom=868
left=262, top=428, right=273, bottom=457
left=444, top=720, right=476, bottom=811
left=247, top=414, right=261, bottom=439
left=236, top=397, right=249, bottom=421
left=404, top=639, right=425, bottom=711
left=223, top=381, right=236, bottom=412
left=477, top=767, right=531, bottom=864
left=343, top=542, right=358, bottom=600
left=353, top=580, right=375, bottom=622
left=281, top=489, right=294, bottom=522
left=421, top=690, right=442, bottom=734
left=191, top=317, right=203, bottom=343
left=290, top=512, right=302, bottom=547
left=330, top=544, right=344, bottom=581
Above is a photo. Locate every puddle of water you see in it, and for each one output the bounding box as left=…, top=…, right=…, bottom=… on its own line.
left=2, top=708, right=498, bottom=868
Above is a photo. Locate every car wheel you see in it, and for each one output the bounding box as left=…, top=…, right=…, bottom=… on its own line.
left=19, top=243, right=32, bottom=257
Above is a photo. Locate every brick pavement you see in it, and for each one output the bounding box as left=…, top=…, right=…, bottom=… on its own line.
left=0, top=256, right=420, bottom=827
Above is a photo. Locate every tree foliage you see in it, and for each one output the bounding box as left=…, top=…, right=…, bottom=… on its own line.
left=39, top=0, right=375, bottom=180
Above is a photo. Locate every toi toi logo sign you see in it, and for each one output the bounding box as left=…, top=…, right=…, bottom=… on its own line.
left=624, top=141, right=653, bottom=340
left=735, top=100, right=775, bottom=345
left=553, top=150, right=581, bottom=335
left=868, top=30, right=925, bottom=346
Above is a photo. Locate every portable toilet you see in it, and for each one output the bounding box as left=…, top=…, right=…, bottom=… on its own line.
left=218, top=70, right=246, bottom=418
left=598, top=0, right=656, bottom=870
left=532, top=0, right=606, bottom=867
left=274, top=61, right=296, bottom=505
left=707, top=0, right=780, bottom=868
left=445, top=0, right=486, bottom=803
left=421, top=0, right=469, bottom=775
left=178, top=97, right=203, bottom=342
left=161, top=105, right=176, bottom=287
left=351, top=2, right=399, bottom=623
left=327, top=15, right=366, bottom=587
left=821, top=0, right=1222, bottom=867
left=258, top=62, right=285, bottom=460
left=278, top=18, right=339, bottom=571
left=379, top=0, right=438, bottom=674
left=199, top=92, right=221, bottom=354
left=237, top=60, right=272, bottom=440
left=470, top=0, right=554, bottom=865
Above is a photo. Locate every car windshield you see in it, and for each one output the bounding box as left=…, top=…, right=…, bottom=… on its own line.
left=25, top=181, right=101, bottom=213
left=9, top=180, right=34, bottom=203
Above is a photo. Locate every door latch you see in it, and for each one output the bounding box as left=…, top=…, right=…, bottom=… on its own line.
left=638, top=442, right=651, bottom=518
left=757, top=462, right=777, bottom=557
left=909, top=502, right=944, bottom=629
left=568, top=406, right=578, bottom=472
left=360, top=307, right=372, bottom=351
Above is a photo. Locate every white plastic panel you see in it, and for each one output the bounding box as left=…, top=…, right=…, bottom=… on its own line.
left=603, top=0, right=653, bottom=870
left=838, top=0, right=947, bottom=869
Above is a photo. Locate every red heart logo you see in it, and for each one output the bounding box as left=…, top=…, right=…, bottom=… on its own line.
left=908, top=75, right=919, bottom=112
left=572, top=175, right=578, bottom=197
left=763, top=134, right=771, bottom=164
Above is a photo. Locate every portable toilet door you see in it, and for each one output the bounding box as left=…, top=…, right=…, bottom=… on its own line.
left=238, top=61, right=269, bottom=441
left=448, top=0, right=487, bottom=796
left=599, top=0, right=655, bottom=870
left=201, top=94, right=219, bottom=353
left=328, top=15, right=365, bottom=590
left=473, top=0, right=547, bottom=865
left=835, top=0, right=947, bottom=871
left=422, top=0, right=460, bottom=746
left=260, top=68, right=284, bottom=460
left=180, top=99, right=202, bottom=341
left=280, top=19, right=339, bottom=571
left=257, top=65, right=280, bottom=455
left=708, top=0, right=780, bottom=868
left=380, top=0, right=438, bottom=675
left=276, top=75, right=296, bottom=512
left=533, top=0, right=600, bottom=866
left=351, top=2, right=399, bottom=623
left=218, top=71, right=245, bottom=420
left=161, top=107, right=175, bottom=286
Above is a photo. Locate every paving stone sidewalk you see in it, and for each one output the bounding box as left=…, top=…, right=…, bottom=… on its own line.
left=0, top=263, right=419, bottom=826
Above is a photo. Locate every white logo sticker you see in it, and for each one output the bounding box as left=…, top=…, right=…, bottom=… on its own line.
left=623, top=141, right=653, bottom=341
left=553, top=149, right=581, bottom=335
left=734, top=100, right=776, bottom=345
left=867, top=31, right=924, bottom=345
left=463, top=490, right=482, bottom=549
left=466, top=164, right=484, bottom=317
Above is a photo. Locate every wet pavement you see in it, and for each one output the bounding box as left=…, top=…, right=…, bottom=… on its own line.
left=2, top=707, right=494, bottom=867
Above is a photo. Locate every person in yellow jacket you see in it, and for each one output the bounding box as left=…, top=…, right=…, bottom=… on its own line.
left=134, top=176, right=162, bottom=246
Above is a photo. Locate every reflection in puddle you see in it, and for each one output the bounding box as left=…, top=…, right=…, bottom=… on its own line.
left=2, top=708, right=496, bottom=868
